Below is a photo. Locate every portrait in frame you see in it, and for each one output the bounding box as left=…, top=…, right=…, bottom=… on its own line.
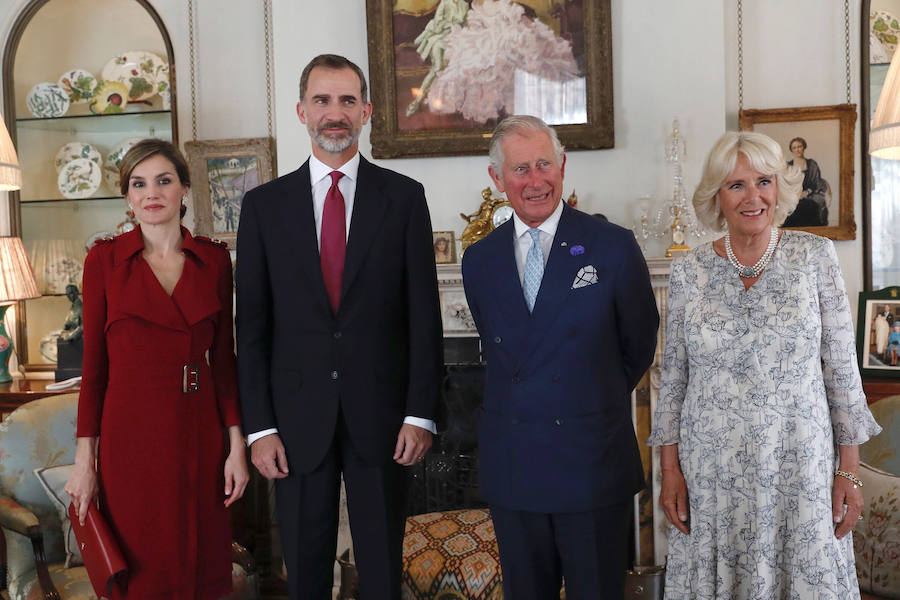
left=739, top=104, right=857, bottom=241
left=365, top=0, right=613, bottom=158
left=185, top=137, right=276, bottom=249
left=432, top=231, right=456, bottom=264
left=857, top=286, right=900, bottom=378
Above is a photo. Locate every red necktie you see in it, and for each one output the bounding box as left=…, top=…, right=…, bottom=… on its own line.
left=320, top=171, right=346, bottom=314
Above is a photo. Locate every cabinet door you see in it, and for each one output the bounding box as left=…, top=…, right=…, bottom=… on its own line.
left=3, top=0, right=177, bottom=370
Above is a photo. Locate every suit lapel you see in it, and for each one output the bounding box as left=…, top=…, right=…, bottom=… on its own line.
left=279, top=162, right=333, bottom=317
left=341, top=156, right=390, bottom=303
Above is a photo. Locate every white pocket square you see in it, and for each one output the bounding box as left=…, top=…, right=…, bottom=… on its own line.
left=572, top=265, right=598, bottom=289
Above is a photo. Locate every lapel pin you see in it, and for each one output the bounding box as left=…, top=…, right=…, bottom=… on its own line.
left=570, top=245, right=585, bottom=256
left=560, top=241, right=567, bottom=247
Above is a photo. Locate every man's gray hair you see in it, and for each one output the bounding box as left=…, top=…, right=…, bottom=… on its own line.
left=488, top=115, right=565, bottom=175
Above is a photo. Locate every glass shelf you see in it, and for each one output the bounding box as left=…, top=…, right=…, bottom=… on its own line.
left=22, top=195, right=123, bottom=204
left=17, top=108, right=170, bottom=124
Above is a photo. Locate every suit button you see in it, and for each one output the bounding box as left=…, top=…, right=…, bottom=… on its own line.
left=494, top=336, right=502, bottom=344
left=511, top=418, right=520, bottom=425
left=511, top=376, right=520, bottom=384
left=331, top=370, right=339, bottom=380
left=333, top=331, right=342, bottom=339
left=552, top=374, right=561, bottom=382
left=554, top=418, right=563, bottom=426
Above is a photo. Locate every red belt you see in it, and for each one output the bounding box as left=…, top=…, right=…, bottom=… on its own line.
left=107, top=362, right=207, bottom=393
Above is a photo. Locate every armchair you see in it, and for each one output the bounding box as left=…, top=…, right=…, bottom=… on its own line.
left=0, top=392, right=257, bottom=600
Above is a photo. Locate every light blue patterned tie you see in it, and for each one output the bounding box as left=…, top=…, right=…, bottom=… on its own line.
left=523, top=228, right=544, bottom=312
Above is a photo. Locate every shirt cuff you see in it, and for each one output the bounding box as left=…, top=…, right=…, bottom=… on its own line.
left=247, top=428, right=279, bottom=446
left=403, top=416, right=437, bottom=434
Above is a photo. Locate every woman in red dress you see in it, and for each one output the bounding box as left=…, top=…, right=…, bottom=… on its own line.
left=65, top=139, right=248, bottom=599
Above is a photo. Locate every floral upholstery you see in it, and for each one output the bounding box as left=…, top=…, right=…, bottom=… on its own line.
left=0, top=393, right=257, bottom=600
left=401, top=508, right=502, bottom=600
left=854, top=463, right=900, bottom=599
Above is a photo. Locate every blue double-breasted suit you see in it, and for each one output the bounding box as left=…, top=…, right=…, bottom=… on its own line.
left=462, top=203, right=658, bottom=597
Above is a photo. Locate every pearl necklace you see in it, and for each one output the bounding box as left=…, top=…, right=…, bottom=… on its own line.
left=724, top=227, right=779, bottom=278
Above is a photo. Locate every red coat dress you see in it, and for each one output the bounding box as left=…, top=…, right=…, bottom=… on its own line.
left=76, top=227, right=241, bottom=599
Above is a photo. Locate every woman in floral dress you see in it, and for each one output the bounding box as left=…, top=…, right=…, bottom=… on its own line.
left=649, top=131, right=881, bottom=599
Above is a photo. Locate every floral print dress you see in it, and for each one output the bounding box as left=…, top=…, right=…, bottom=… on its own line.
left=648, top=231, right=881, bottom=599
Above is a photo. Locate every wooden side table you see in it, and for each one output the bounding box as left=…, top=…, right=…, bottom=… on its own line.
left=862, top=376, right=900, bottom=404
left=0, top=378, right=78, bottom=420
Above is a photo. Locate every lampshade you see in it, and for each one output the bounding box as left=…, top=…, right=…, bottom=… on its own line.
left=0, top=114, right=21, bottom=191
left=0, top=237, right=40, bottom=303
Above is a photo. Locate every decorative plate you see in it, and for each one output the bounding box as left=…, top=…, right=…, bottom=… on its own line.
left=872, top=10, right=900, bottom=63
left=104, top=137, right=143, bottom=192
left=25, top=82, right=70, bottom=118
left=88, top=81, right=129, bottom=114
left=57, top=68, right=99, bottom=104
left=58, top=158, right=102, bottom=199
left=101, top=50, right=168, bottom=102
left=157, top=63, right=171, bottom=109
left=55, top=142, right=102, bottom=173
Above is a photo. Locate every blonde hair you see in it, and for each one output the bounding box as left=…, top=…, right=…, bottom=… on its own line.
left=692, top=131, right=802, bottom=231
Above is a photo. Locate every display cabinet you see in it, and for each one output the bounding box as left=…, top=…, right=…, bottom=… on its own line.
left=2, top=0, right=177, bottom=371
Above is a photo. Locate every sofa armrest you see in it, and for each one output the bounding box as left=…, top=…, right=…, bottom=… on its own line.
left=0, top=494, right=39, bottom=536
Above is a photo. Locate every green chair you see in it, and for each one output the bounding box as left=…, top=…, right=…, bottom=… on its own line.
left=0, top=393, right=257, bottom=600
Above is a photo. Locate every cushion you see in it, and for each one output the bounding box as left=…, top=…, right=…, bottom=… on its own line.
left=853, top=462, right=900, bottom=599
left=402, top=508, right=502, bottom=600
left=33, top=464, right=83, bottom=568
left=862, top=395, right=900, bottom=475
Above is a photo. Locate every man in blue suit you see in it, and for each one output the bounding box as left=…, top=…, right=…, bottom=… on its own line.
left=462, top=115, right=658, bottom=599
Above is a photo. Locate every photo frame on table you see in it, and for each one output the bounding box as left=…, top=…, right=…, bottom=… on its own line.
left=365, top=0, right=613, bottom=158
left=856, top=286, right=900, bottom=378
left=738, top=104, right=857, bottom=241
left=185, top=137, right=276, bottom=249
left=432, top=231, right=456, bottom=264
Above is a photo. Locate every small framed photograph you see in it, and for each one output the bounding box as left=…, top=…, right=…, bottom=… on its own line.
left=185, top=137, right=276, bottom=249
left=440, top=289, right=476, bottom=336
left=857, top=286, right=900, bottom=377
left=739, top=104, right=857, bottom=240
left=432, top=231, right=456, bottom=264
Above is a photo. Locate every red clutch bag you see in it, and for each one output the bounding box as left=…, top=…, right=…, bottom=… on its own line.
left=68, top=502, right=128, bottom=598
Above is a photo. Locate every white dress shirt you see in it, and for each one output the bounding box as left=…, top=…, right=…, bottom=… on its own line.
left=248, top=153, right=436, bottom=445
left=512, top=199, right=564, bottom=284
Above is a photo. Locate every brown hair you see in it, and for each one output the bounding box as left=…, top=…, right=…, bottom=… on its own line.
left=298, top=54, right=368, bottom=103
left=119, top=139, right=190, bottom=218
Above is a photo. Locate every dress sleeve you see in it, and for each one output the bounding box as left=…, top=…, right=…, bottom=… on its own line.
left=76, top=247, right=109, bottom=437
left=210, top=247, right=241, bottom=428
left=647, top=257, right=689, bottom=446
left=816, top=239, right=881, bottom=445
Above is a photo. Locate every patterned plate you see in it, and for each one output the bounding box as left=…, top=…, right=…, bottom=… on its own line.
left=872, top=10, right=900, bottom=63
left=55, top=142, right=103, bottom=173
left=101, top=50, right=168, bottom=102
left=57, top=68, right=99, bottom=104
left=104, top=137, right=143, bottom=192
left=26, top=82, right=69, bottom=118
left=58, top=158, right=101, bottom=199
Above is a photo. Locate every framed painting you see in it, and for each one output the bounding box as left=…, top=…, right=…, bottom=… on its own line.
left=432, top=230, right=456, bottom=264
left=739, top=104, right=857, bottom=241
left=857, top=286, right=900, bottom=378
left=185, top=137, right=276, bottom=249
left=365, top=0, right=613, bottom=158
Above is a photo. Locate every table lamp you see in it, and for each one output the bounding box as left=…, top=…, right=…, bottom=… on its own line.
left=0, top=237, right=40, bottom=382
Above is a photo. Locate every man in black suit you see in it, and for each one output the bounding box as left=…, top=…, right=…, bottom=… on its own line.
left=236, top=54, right=443, bottom=600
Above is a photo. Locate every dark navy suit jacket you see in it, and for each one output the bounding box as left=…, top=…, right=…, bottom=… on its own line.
left=462, top=204, right=658, bottom=513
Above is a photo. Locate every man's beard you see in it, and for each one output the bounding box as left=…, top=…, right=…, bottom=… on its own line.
left=311, top=121, right=359, bottom=153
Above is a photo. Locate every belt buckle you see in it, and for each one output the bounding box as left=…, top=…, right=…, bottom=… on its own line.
left=183, top=364, right=200, bottom=393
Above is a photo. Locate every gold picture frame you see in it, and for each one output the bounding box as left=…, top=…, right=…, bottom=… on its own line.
left=739, top=104, right=857, bottom=241
left=365, top=0, right=613, bottom=159
left=185, top=137, right=276, bottom=249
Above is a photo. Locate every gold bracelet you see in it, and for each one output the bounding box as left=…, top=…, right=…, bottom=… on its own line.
left=835, top=470, right=864, bottom=488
